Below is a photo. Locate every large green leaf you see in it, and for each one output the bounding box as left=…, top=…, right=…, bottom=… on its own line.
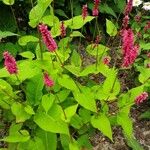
left=29, top=0, right=53, bottom=28
left=65, top=15, right=95, bottom=29
left=19, top=51, right=35, bottom=59
left=34, top=112, right=69, bottom=135
left=91, top=113, right=113, bottom=141
left=106, top=19, right=117, bottom=36
left=73, top=87, right=97, bottom=112
left=18, top=35, right=39, bottom=46
left=26, top=73, right=44, bottom=106
left=36, top=129, right=57, bottom=150
left=57, top=74, right=78, bottom=91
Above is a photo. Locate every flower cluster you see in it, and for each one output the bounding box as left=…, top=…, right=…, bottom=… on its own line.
left=82, top=4, right=88, bottom=20
left=121, top=29, right=139, bottom=67
left=43, top=73, right=54, bottom=87
left=135, top=92, right=148, bottom=105
left=3, top=51, right=18, bottom=74
left=38, top=23, right=57, bottom=52
left=92, top=0, right=100, bottom=16
left=60, top=21, right=66, bottom=38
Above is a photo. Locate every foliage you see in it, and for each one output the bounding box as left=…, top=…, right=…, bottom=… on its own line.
left=0, top=0, right=150, bottom=150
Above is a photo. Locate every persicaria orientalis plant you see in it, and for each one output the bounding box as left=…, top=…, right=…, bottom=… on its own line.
left=0, top=0, right=149, bottom=149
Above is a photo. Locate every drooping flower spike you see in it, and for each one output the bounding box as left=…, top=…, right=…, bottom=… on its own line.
left=43, top=72, right=54, bottom=87
left=135, top=92, right=148, bottom=105
left=3, top=51, right=18, bottom=74
left=38, top=23, right=57, bottom=52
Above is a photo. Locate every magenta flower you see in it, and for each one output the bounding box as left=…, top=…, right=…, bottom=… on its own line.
left=60, top=21, right=66, bottom=38
left=3, top=51, right=18, bottom=74
left=38, top=23, right=57, bottom=52
left=93, top=35, right=101, bottom=48
left=92, top=0, right=100, bottom=16
left=135, top=92, right=148, bottom=105
left=82, top=4, right=88, bottom=20
left=103, top=56, right=110, bottom=65
left=121, top=29, right=139, bottom=67
left=44, top=73, right=54, bottom=87
left=124, top=0, right=133, bottom=15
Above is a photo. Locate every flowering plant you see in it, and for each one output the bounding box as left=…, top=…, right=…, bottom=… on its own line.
left=0, top=0, right=149, bottom=149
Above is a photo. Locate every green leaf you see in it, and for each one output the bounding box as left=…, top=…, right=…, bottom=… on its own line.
left=91, top=114, right=113, bottom=141
left=137, top=66, right=150, bottom=83
left=29, top=0, right=53, bottom=28
left=125, top=135, right=144, bottom=150
left=102, top=69, right=120, bottom=100
left=36, top=129, right=57, bottom=150
left=69, top=141, right=80, bottom=150
left=11, top=102, right=31, bottom=123
left=1, top=124, right=30, bottom=143
left=56, top=89, right=70, bottom=103
left=77, top=134, right=92, bottom=149
left=139, top=110, right=150, bottom=119
left=2, top=0, right=14, bottom=5
left=62, top=104, right=78, bottom=122
left=73, top=87, right=97, bottom=112
left=117, top=112, right=133, bottom=137
left=106, top=19, right=117, bottom=36
left=26, top=73, right=44, bottom=106
left=57, top=74, right=78, bottom=91
left=19, top=51, right=35, bottom=59
left=70, top=31, right=85, bottom=38
left=71, top=50, right=82, bottom=67
left=0, top=31, right=18, bottom=39
left=55, top=9, right=68, bottom=18
left=65, top=15, right=95, bottom=29
left=42, top=94, right=55, bottom=113
left=65, top=65, right=81, bottom=77
left=86, top=44, right=109, bottom=56
left=101, top=3, right=117, bottom=18
left=41, top=15, right=59, bottom=27
left=34, top=112, right=69, bottom=135
left=24, top=105, right=35, bottom=115
left=1, top=130, right=30, bottom=143
left=140, top=43, right=150, bottom=50
left=18, top=35, right=39, bottom=46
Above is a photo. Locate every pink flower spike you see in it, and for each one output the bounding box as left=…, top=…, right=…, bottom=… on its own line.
left=44, top=73, right=54, bottom=87
left=38, top=23, right=57, bottom=52
left=121, top=29, right=139, bottom=68
left=82, top=4, right=88, bottom=20
left=60, top=21, right=66, bottom=38
left=124, top=0, right=133, bottom=15
left=92, top=0, right=100, bottom=16
left=122, top=15, right=129, bottom=29
left=3, top=51, right=18, bottom=74
left=135, top=92, right=148, bottom=105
